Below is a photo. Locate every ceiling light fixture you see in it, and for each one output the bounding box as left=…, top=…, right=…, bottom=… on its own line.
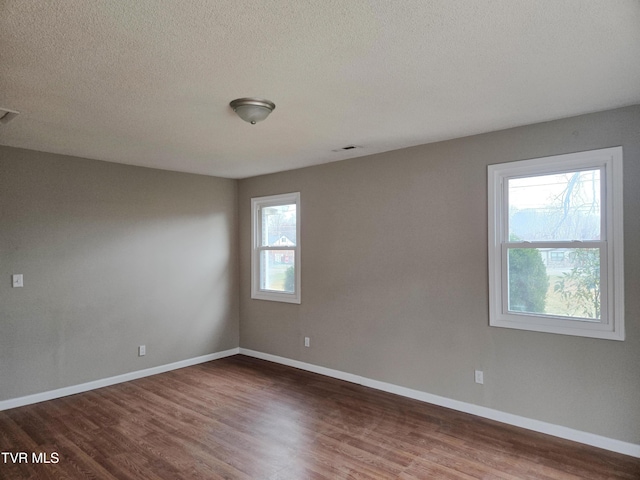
left=230, top=98, right=275, bottom=125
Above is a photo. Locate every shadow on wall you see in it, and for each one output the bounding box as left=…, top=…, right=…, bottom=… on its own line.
left=0, top=147, right=238, bottom=400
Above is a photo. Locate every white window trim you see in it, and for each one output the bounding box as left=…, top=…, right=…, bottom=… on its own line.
left=488, top=147, right=624, bottom=340
left=251, top=192, right=301, bottom=304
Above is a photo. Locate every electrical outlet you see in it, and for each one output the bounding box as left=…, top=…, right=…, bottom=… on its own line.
left=138, top=345, right=146, bottom=356
left=474, top=370, right=484, bottom=384
left=304, top=337, right=310, bottom=347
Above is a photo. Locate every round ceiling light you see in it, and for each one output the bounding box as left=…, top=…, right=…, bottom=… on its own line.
left=229, top=98, right=276, bottom=125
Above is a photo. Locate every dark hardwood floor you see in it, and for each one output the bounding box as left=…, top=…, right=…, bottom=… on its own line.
left=0, top=355, right=638, bottom=479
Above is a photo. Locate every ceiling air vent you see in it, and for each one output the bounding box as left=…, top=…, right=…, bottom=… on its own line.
left=332, top=145, right=362, bottom=152
left=0, top=108, right=20, bottom=125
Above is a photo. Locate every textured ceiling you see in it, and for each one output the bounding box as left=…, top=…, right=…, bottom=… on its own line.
left=1, top=1, right=639, bottom=179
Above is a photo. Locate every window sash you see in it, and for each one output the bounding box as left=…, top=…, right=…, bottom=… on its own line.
left=258, top=203, right=297, bottom=247
left=500, top=242, right=608, bottom=325
left=502, top=166, right=605, bottom=243
left=259, top=249, right=297, bottom=293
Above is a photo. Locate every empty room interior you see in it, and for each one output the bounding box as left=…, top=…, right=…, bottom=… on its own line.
left=1, top=1, right=640, bottom=479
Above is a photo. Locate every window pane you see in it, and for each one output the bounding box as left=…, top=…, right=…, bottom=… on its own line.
left=507, top=248, right=600, bottom=320
left=260, top=250, right=295, bottom=293
left=261, top=204, right=297, bottom=247
left=508, top=170, right=600, bottom=241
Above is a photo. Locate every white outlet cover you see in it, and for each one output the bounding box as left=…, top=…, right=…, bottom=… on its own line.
left=475, top=370, right=484, bottom=384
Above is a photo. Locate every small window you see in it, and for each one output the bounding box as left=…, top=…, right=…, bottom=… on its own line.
left=549, top=251, right=565, bottom=262
left=251, top=192, right=301, bottom=303
left=488, top=147, right=624, bottom=340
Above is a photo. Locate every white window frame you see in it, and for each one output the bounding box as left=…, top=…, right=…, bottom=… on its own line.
left=488, top=147, right=624, bottom=340
left=251, top=192, right=301, bottom=304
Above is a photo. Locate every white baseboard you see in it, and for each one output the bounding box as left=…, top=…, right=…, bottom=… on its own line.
left=0, top=347, right=240, bottom=411
left=239, top=348, right=640, bottom=459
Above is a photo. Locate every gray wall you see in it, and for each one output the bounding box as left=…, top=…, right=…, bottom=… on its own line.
left=0, top=146, right=239, bottom=400
left=238, top=105, right=640, bottom=444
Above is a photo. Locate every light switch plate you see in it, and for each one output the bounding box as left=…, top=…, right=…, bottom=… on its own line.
left=12, top=274, right=23, bottom=288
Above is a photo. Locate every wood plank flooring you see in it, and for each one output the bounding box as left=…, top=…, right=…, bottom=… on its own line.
left=0, top=355, right=638, bottom=479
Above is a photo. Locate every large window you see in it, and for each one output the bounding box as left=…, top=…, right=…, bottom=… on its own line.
left=251, top=192, right=301, bottom=303
left=488, top=147, right=624, bottom=340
